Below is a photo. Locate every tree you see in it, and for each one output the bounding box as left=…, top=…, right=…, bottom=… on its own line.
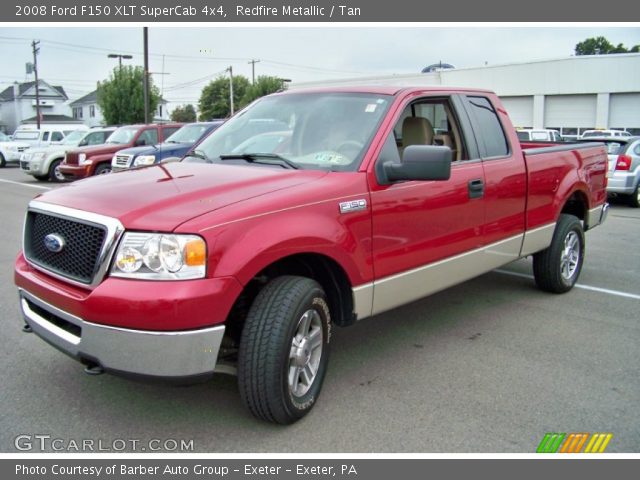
left=96, top=66, right=160, bottom=124
left=242, top=76, right=288, bottom=105
left=198, top=74, right=251, bottom=120
left=575, top=36, right=640, bottom=55
left=170, top=104, right=197, bottom=122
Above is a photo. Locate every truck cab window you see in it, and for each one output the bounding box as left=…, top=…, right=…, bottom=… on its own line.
left=465, top=96, right=510, bottom=158
left=392, top=98, right=466, bottom=161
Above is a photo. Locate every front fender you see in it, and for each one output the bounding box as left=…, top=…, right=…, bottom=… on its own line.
left=205, top=208, right=373, bottom=288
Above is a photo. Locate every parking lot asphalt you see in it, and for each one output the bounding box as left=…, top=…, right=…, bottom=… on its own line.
left=1, top=165, right=638, bottom=453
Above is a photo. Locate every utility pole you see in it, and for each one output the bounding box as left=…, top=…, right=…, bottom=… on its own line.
left=227, top=66, right=234, bottom=116
left=143, top=27, right=150, bottom=124
left=31, top=40, right=41, bottom=129
left=248, top=59, right=260, bottom=84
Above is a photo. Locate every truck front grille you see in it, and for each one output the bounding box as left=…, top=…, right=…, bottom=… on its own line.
left=24, top=211, right=107, bottom=285
left=114, top=154, right=132, bottom=167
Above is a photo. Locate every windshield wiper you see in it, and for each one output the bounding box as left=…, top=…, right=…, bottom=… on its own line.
left=218, top=153, right=300, bottom=170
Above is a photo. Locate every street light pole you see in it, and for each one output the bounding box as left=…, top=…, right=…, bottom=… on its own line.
left=143, top=27, right=150, bottom=124
left=227, top=66, right=234, bottom=116
left=32, top=40, right=41, bottom=129
left=107, top=53, right=133, bottom=69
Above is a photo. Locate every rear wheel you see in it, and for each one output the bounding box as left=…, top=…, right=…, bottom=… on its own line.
left=48, top=159, right=66, bottom=183
left=238, top=276, right=331, bottom=424
left=94, top=163, right=111, bottom=176
left=533, top=214, right=585, bottom=293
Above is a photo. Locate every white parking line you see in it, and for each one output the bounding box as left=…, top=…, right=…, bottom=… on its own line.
left=0, top=178, right=51, bottom=191
left=495, top=269, right=640, bottom=301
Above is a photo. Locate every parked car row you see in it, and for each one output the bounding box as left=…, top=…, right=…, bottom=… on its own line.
left=516, top=128, right=632, bottom=142
left=16, top=121, right=224, bottom=182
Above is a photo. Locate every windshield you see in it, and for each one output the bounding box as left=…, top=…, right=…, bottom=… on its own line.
left=107, top=127, right=137, bottom=144
left=14, top=131, right=39, bottom=140
left=61, top=130, right=86, bottom=145
left=187, top=92, right=392, bottom=171
left=166, top=124, right=212, bottom=144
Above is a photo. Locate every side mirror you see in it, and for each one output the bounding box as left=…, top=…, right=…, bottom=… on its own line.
left=382, top=145, right=452, bottom=184
left=135, top=138, right=147, bottom=146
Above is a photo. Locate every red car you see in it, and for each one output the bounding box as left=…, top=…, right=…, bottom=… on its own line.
left=15, top=87, right=608, bottom=424
left=59, top=123, right=182, bottom=179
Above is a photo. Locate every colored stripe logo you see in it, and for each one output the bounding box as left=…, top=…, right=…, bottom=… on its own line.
left=537, top=433, right=613, bottom=453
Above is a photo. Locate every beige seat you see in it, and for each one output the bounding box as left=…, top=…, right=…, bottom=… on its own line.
left=401, top=117, right=435, bottom=151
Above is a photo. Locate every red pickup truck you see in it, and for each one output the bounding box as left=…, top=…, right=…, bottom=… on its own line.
left=15, top=87, right=608, bottom=424
left=59, top=123, right=182, bottom=179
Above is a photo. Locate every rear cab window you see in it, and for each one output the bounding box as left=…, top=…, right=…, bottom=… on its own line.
left=463, top=95, right=510, bottom=159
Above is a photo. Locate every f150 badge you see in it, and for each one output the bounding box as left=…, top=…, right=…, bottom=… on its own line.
left=339, top=199, right=367, bottom=214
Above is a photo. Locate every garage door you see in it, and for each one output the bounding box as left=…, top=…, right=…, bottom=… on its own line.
left=500, top=96, right=533, bottom=128
left=544, top=95, right=596, bottom=128
left=609, top=93, right=640, bottom=128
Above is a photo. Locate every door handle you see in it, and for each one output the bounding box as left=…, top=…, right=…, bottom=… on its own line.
left=468, top=179, right=484, bottom=199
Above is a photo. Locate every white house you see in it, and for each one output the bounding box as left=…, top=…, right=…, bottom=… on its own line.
left=291, top=53, right=640, bottom=137
left=0, top=80, right=77, bottom=134
left=70, top=90, right=171, bottom=127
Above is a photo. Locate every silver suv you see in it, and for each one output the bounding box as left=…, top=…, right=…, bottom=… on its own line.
left=20, top=127, right=116, bottom=182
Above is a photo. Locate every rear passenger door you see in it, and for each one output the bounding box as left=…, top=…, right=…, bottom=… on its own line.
left=460, top=94, right=526, bottom=251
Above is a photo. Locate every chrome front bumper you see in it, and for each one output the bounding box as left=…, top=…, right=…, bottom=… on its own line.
left=19, top=289, right=225, bottom=379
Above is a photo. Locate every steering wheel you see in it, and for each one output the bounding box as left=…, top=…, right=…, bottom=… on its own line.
left=335, top=140, right=365, bottom=157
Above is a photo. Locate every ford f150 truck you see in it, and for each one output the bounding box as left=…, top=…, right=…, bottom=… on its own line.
left=15, top=87, right=608, bottom=424
left=59, top=123, right=182, bottom=179
left=111, top=121, right=223, bottom=172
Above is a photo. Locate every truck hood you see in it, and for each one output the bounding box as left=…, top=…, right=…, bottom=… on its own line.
left=36, top=162, right=328, bottom=231
left=117, top=142, right=190, bottom=157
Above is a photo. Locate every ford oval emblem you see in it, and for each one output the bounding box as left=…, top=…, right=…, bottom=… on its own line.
left=44, top=234, right=65, bottom=253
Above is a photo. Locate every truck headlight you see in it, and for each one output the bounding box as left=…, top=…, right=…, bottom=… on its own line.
left=133, top=155, right=156, bottom=167
left=78, top=153, right=87, bottom=165
left=111, top=233, right=206, bottom=280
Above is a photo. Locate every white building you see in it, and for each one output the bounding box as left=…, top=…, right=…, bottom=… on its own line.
left=291, top=53, right=640, bottom=137
left=0, top=80, right=76, bottom=134
left=70, top=90, right=171, bottom=127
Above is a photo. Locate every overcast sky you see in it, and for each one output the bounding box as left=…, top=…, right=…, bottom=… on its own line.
left=0, top=26, right=639, bottom=106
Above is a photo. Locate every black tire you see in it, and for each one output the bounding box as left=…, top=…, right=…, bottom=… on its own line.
left=33, top=174, right=49, bottom=182
left=48, top=159, right=66, bottom=183
left=94, top=163, right=111, bottom=176
left=238, top=276, right=331, bottom=424
left=628, top=183, right=640, bottom=208
left=533, top=214, right=585, bottom=293
left=0, top=153, right=6, bottom=168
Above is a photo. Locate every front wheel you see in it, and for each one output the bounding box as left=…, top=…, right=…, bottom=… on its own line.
left=48, top=159, right=66, bottom=183
left=94, top=163, right=111, bottom=175
left=0, top=153, right=6, bottom=168
left=238, top=276, right=331, bottom=424
left=533, top=214, right=585, bottom=293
